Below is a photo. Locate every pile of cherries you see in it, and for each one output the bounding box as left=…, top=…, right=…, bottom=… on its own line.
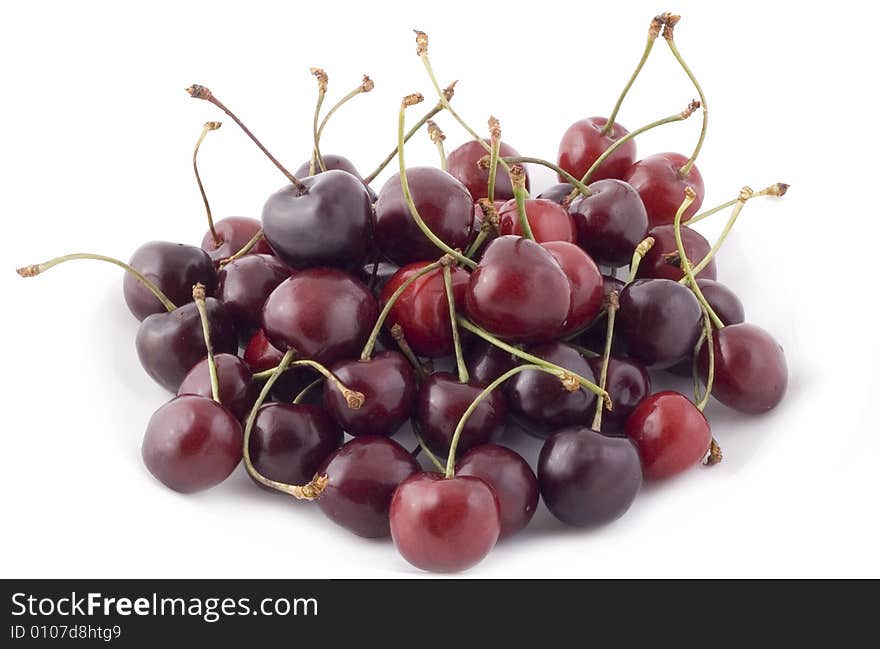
left=17, top=14, right=789, bottom=573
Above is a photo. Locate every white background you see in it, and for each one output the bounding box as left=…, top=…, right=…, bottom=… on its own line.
left=1, top=0, right=877, bottom=578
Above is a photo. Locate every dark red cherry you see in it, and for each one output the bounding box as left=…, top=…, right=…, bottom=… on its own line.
left=136, top=299, right=238, bottom=392
left=446, top=139, right=529, bottom=201
left=557, top=117, right=636, bottom=183
left=617, top=278, right=702, bottom=368
left=698, top=323, right=787, bottom=414
left=142, top=395, right=242, bottom=493
left=636, top=224, right=716, bottom=281
left=456, top=444, right=538, bottom=539
left=416, top=372, right=507, bottom=457
left=696, top=279, right=744, bottom=326
left=465, top=235, right=570, bottom=343
left=178, top=353, right=257, bottom=421
left=586, top=357, right=650, bottom=435
left=623, top=153, right=705, bottom=227
left=542, top=241, right=604, bottom=336
left=200, top=216, right=273, bottom=264
left=249, top=403, right=342, bottom=486
left=216, top=254, right=291, bottom=342
left=578, top=274, right=628, bottom=355
left=498, top=198, right=576, bottom=243
left=374, top=167, right=473, bottom=265
left=261, top=170, right=373, bottom=270
left=124, top=242, right=217, bottom=321
left=323, top=352, right=416, bottom=437
left=262, top=268, right=377, bottom=365
left=242, top=328, right=319, bottom=402
left=464, top=340, right=518, bottom=384
left=294, top=153, right=378, bottom=201
left=380, top=262, right=469, bottom=357
left=568, top=179, right=649, bottom=267
left=625, top=391, right=711, bottom=480
left=538, top=427, right=642, bottom=527
left=390, top=473, right=500, bottom=573
left=506, top=342, right=597, bottom=436
left=536, top=183, right=574, bottom=204
left=316, top=436, right=420, bottom=538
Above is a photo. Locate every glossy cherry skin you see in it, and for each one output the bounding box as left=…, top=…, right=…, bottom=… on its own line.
left=696, top=279, right=744, bottom=326
left=142, top=395, right=242, bottom=493
left=578, top=274, right=628, bottom=356
left=416, top=373, right=507, bottom=457
left=446, top=139, right=529, bottom=202
left=617, top=279, right=702, bottom=368
left=542, top=241, right=604, bottom=336
left=536, top=183, right=574, bottom=205
left=625, top=391, right=711, bottom=480
left=262, top=268, right=377, bottom=365
left=135, top=299, right=238, bottom=392
left=538, top=427, right=642, bottom=527
left=124, top=242, right=218, bottom=321
left=586, top=357, right=651, bottom=435
left=456, top=444, right=538, bottom=539
left=316, top=436, right=420, bottom=538
left=568, top=179, right=649, bottom=267
left=261, top=170, right=373, bottom=270
left=506, top=342, right=597, bottom=436
left=623, top=153, right=705, bottom=227
left=390, top=473, right=500, bottom=573
left=178, top=353, right=257, bottom=422
left=295, top=153, right=378, bottom=201
left=242, top=329, right=320, bottom=403
left=200, top=216, right=273, bottom=264
left=380, top=263, right=469, bottom=358
left=465, top=235, right=571, bottom=342
left=323, top=352, right=417, bottom=437
left=498, top=198, right=576, bottom=243
left=636, top=224, right=716, bottom=281
left=249, top=403, right=342, bottom=486
left=557, top=117, right=636, bottom=183
left=216, top=254, right=291, bottom=342
left=698, top=323, right=788, bottom=414
left=464, top=340, right=518, bottom=384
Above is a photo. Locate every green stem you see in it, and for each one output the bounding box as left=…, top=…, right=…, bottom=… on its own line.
left=682, top=199, right=736, bottom=226
left=487, top=120, right=501, bottom=203
left=444, top=265, right=468, bottom=383
left=590, top=291, right=619, bottom=432
left=627, top=236, right=656, bottom=284
left=696, top=308, right=715, bottom=411
left=316, top=76, right=372, bottom=145
left=310, top=69, right=327, bottom=174
left=602, top=18, right=662, bottom=134
left=192, top=284, right=220, bottom=403
left=193, top=122, right=222, bottom=246
left=664, top=33, right=707, bottom=177
left=680, top=188, right=751, bottom=282
left=412, top=418, right=446, bottom=473
left=292, top=378, right=323, bottom=404
left=500, top=156, right=592, bottom=197
left=390, top=324, right=429, bottom=381
left=219, top=227, right=264, bottom=267
left=510, top=166, right=535, bottom=240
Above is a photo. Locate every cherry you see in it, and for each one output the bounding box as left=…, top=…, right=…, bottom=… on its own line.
left=261, top=170, right=374, bottom=271
left=178, top=353, right=257, bottom=421
left=506, top=342, right=597, bottom=435
left=416, top=372, right=507, bottom=457
left=216, top=254, right=291, bottom=342
left=542, top=241, right=604, bottom=337
left=465, top=235, right=571, bottom=343
left=316, top=435, right=420, bottom=538
left=242, top=329, right=319, bottom=402
left=464, top=340, right=518, bottom=384
left=142, top=395, right=242, bottom=493
left=323, top=351, right=417, bottom=437
left=456, top=444, right=538, bottom=539
left=374, top=167, right=473, bottom=265
left=201, top=216, right=273, bottom=264
left=698, top=323, right=788, bottom=414
left=623, top=153, right=705, bottom=227
left=557, top=117, right=636, bottom=183
left=536, top=182, right=575, bottom=205
left=248, top=403, right=342, bottom=486
left=617, top=278, right=702, bottom=368
left=538, top=427, right=642, bottom=526
left=568, top=179, right=649, bottom=267
left=359, top=259, right=400, bottom=298
left=262, top=268, right=377, bottom=366
left=498, top=198, right=575, bottom=243
left=586, top=357, right=650, bottom=435
left=380, top=262, right=469, bottom=357
left=625, top=390, right=711, bottom=480
left=295, top=153, right=378, bottom=201
left=389, top=472, right=500, bottom=573
left=636, top=224, right=716, bottom=281
left=446, top=139, right=528, bottom=202
left=695, top=279, right=744, bottom=326
left=124, top=242, right=217, bottom=321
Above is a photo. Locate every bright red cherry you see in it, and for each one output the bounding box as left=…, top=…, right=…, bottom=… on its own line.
left=178, top=353, right=257, bottom=421
left=498, top=198, right=576, bottom=243
left=201, top=216, right=273, bottom=264
left=542, top=241, right=604, bottom=337
left=557, top=117, right=636, bottom=183
left=623, top=153, right=705, bottom=227
left=446, top=139, right=529, bottom=202
left=636, top=224, right=716, bottom=281
left=216, top=254, right=291, bottom=342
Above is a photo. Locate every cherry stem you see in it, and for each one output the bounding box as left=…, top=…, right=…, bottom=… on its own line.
left=192, top=283, right=220, bottom=403
left=681, top=186, right=754, bottom=281
left=706, top=438, right=723, bottom=466
left=695, top=306, right=715, bottom=411
left=510, top=165, right=535, bottom=241
left=457, top=316, right=610, bottom=403
left=411, top=417, right=446, bottom=473
left=487, top=117, right=501, bottom=203
left=219, top=228, right=265, bottom=267
left=242, top=349, right=329, bottom=500
left=193, top=121, right=223, bottom=246
left=16, top=253, right=177, bottom=312
left=591, top=290, right=619, bottom=432
left=309, top=68, right=328, bottom=174
left=443, top=265, right=469, bottom=384
left=674, top=188, right=724, bottom=329
left=292, top=377, right=323, bottom=404
left=253, top=358, right=363, bottom=408
left=186, top=84, right=307, bottom=193
left=497, top=156, right=592, bottom=197
left=398, top=95, right=477, bottom=269
left=315, top=75, right=374, bottom=170
left=627, top=236, right=656, bottom=283
left=661, top=14, right=707, bottom=178
left=602, top=14, right=665, bottom=135
left=390, top=324, right=429, bottom=381
left=684, top=182, right=788, bottom=226
left=465, top=199, right=500, bottom=258
left=361, top=258, right=444, bottom=360
left=426, top=119, right=448, bottom=170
